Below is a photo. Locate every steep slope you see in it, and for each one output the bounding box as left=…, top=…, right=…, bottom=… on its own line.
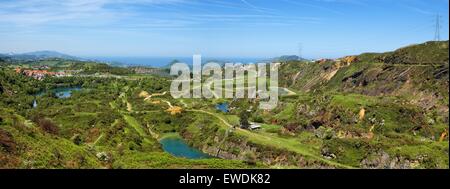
left=280, top=41, right=449, bottom=111
left=0, top=108, right=102, bottom=168
left=274, top=41, right=449, bottom=168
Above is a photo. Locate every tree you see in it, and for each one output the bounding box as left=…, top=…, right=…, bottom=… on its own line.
left=239, top=110, right=250, bottom=129
left=0, top=57, right=6, bottom=66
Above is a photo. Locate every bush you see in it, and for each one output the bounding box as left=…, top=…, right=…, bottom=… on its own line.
left=283, top=122, right=299, bottom=132
left=244, top=152, right=257, bottom=165
left=0, top=129, right=17, bottom=153
left=37, top=118, right=60, bottom=135
left=251, top=114, right=264, bottom=123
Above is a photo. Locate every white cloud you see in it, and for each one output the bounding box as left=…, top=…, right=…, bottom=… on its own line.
left=0, top=0, right=321, bottom=31
left=0, top=0, right=186, bottom=25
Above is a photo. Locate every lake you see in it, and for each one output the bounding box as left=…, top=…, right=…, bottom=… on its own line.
left=160, top=136, right=211, bottom=159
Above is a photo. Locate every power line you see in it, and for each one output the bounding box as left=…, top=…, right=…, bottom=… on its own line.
left=298, top=42, right=302, bottom=60
left=434, top=13, right=442, bottom=41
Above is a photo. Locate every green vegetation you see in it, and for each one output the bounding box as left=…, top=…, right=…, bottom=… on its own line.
left=1, top=41, right=448, bottom=169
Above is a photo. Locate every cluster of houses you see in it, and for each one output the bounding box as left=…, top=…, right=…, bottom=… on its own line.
left=15, top=67, right=66, bottom=80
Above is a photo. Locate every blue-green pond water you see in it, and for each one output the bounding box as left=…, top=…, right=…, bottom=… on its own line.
left=160, top=136, right=211, bottom=159
left=33, top=86, right=82, bottom=108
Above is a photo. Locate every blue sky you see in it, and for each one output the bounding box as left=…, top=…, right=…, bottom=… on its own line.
left=0, top=0, right=448, bottom=58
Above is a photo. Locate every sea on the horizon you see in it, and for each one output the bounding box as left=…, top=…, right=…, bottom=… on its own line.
left=83, top=56, right=270, bottom=68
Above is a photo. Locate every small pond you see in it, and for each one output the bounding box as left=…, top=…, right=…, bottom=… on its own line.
left=216, top=102, right=229, bottom=113
left=33, top=86, right=82, bottom=108
left=160, top=136, right=211, bottom=159
left=36, top=86, right=82, bottom=98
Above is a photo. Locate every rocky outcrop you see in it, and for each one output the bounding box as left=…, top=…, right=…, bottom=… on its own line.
left=181, top=129, right=335, bottom=168
left=360, top=151, right=419, bottom=169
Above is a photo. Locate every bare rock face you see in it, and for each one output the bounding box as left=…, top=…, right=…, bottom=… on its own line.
left=360, top=151, right=414, bottom=169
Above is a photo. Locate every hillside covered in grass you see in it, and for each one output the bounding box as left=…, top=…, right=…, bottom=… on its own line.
left=1, top=41, right=448, bottom=169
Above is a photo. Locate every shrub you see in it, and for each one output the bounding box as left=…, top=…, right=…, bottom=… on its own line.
left=38, top=118, right=60, bottom=135
left=243, top=152, right=257, bottom=165
left=0, top=129, right=17, bottom=153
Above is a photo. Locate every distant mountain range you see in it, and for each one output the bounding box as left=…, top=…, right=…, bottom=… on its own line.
left=0, top=50, right=311, bottom=67
left=270, top=55, right=309, bottom=62
left=0, top=51, right=79, bottom=61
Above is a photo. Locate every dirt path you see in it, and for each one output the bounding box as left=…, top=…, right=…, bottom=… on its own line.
left=93, top=134, right=104, bottom=146
left=144, top=91, right=167, bottom=101
left=187, top=109, right=233, bottom=127
left=162, top=100, right=173, bottom=108
left=146, top=124, right=160, bottom=139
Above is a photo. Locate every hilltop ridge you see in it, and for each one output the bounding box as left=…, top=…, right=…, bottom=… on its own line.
left=358, top=41, right=449, bottom=64
left=0, top=51, right=79, bottom=61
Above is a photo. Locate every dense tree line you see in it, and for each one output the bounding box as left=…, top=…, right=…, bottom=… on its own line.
left=71, top=62, right=135, bottom=75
